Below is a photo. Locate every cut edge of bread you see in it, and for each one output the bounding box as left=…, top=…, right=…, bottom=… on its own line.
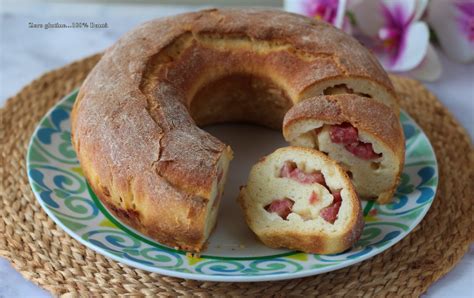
left=282, top=95, right=405, bottom=204
left=238, top=146, right=364, bottom=254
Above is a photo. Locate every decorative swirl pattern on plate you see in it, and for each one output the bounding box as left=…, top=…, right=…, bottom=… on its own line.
left=82, top=230, right=184, bottom=267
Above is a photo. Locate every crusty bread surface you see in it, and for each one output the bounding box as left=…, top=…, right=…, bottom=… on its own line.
left=72, top=8, right=397, bottom=251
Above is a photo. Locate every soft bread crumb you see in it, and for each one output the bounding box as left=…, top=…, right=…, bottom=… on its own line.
left=238, top=146, right=363, bottom=254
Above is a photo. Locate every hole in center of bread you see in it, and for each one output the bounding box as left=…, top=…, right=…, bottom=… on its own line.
left=190, top=73, right=293, bottom=130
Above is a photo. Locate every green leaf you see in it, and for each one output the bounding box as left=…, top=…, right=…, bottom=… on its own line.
left=346, top=11, right=357, bottom=26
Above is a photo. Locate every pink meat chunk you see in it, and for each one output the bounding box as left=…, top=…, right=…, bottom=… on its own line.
left=329, top=123, right=358, bottom=144
left=344, top=142, right=382, bottom=160
left=329, top=123, right=382, bottom=160
left=279, top=160, right=296, bottom=177
left=309, top=191, right=318, bottom=205
left=320, top=190, right=342, bottom=224
left=280, top=161, right=327, bottom=186
left=264, top=198, right=295, bottom=220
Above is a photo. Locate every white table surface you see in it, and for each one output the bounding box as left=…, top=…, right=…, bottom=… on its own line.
left=1, top=3, right=473, bottom=297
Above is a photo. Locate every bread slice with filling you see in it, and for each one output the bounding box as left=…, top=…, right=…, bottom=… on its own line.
left=238, top=146, right=364, bottom=254
left=283, top=94, right=405, bottom=204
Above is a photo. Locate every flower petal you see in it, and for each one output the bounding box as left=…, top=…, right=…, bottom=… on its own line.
left=350, top=0, right=384, bottom=36
left=285, top=0, right=348, bottom=29
left=428, top=0, right=474, bottom=63
left=334, top=0, right=348, bottom=28
left=381, top=0, right=416, bottom=25
left=386, top=21, right=429, bottom=72
left=406, top=44, right=442, bottom=81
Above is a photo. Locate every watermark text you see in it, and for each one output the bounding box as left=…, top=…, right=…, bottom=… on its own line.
left=28, top=22, right=109, bottom=29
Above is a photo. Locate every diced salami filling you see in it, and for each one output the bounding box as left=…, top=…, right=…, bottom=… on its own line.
left=332, top=190, right=342, bottom=203
left=280, top=161, right=327, bottom=186
left=329, top=123, right=382, bottom=160
left=264, top=198, right=295, bottom=220
left=329, top=123, right=358, bottom=144
left=279, top=160, right=296, bottom=177
left=309, top=191, right=318, bottom=205
left=320, top=190, right=342, bottom=224
left=277, top=162, right=343, bottom=223
left=344, top=142, right=382, bottom=160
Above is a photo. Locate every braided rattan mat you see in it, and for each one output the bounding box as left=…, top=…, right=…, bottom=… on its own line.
left=1, top=54, right=473, bottom=296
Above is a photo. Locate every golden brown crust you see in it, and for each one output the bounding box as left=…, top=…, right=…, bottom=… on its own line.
left=84, top=163, right=209, bottom=251
left=282, top=95, right=405, bottom=204
left=238, top=146, right=364, bottom=254
left=72, top=9, right=394, bottom=251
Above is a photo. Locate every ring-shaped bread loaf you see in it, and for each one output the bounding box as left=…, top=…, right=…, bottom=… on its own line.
left=71, top=8, right=398, bottom=251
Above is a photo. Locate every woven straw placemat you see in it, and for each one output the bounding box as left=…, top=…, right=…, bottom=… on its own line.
left=1, top=54, right=473, bottom=296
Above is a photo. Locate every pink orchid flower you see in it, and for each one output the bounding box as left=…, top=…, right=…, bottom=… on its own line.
left=284, top=0, right=351, bottom=32
left=428, top=0, right=474, bottom=63
left=351, top=0, right=442, bottom=81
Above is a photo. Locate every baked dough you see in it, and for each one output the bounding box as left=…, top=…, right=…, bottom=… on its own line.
left=283, top=95, right=405, bottom=203
left=238, top=147, right=364, bottom=254
left=71, top=8, right=397, bottom=251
